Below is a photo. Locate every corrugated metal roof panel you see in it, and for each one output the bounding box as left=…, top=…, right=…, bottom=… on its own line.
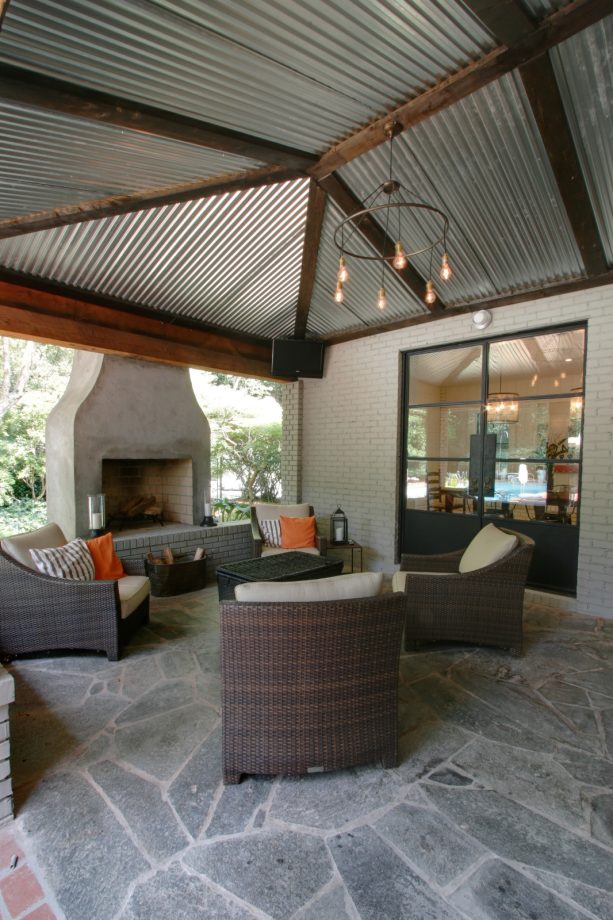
left=0, top=101, right=265, bottom=220
left=307, top=199, right=428, bottom=338
left=339, top=70, right=584, bottom=305
left=552, top=17, right=613, bottom=265
left=521, top=0, right=567, bottom=18
left=1, top=0, right=494, bottom=153
left=0, top=178, right=310, bottom=338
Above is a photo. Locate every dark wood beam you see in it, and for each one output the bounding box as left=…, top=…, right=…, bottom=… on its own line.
left=0, top=165, right=304, bottom=240
left=325, top=269, right=613, bottom=344
left=461, top=0, right=536, bottom=44
left=0, top=0, right=11, bottom=29
left=0, top=280, right=275, bottom=378
left=0, top=63, right=316, bottom=170
left=319, top=174, right=443, bottom=313
left=310, top=0, right=612, bottom=178
left=520, top=55, right=607, bottom=276
left=294, top=181, right=327, bottom=338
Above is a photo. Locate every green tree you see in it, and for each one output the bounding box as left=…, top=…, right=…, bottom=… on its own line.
left=211, top=410, right=281, bottom=502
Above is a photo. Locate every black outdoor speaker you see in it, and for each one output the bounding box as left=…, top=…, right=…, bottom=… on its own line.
left=271, top=338, right=325, bottom=378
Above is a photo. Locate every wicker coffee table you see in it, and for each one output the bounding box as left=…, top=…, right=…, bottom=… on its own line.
left=216, top=551, right=344, bottom=600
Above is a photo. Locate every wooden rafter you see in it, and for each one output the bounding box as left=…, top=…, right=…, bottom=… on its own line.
left=319, top=174, right=443, bottom=314
left=310, top=0, right=612, bottom=179
left=0, top=165, right=305, bottom=240
left=0, top=0, right=11, bottom=29
left=464, top=0, right=607, bottom=277
left=0, top=279, right=275, bottom=378
left=294, top=181, right=327, bottom=338
left=519, top=56, right=607, bottom=277
left=0, top=63, right=316, bottom=170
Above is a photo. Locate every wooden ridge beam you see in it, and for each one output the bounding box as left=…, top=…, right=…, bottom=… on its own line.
left=519, top=55, right=607, bottom=277
left=294, top=181, right=327, bottom=338
left=0, top=63, right=316, bottom=170
left=0, top=165, right=305, bottom=240
left=311, top=0, right=612, bottom=178
left=325, top=270, right=613, bottom=344
left=319, top=174, right=444, bottom=313
left=0, top=279, right=275, bottom=379
left=0, top=0, right=11, bottom=30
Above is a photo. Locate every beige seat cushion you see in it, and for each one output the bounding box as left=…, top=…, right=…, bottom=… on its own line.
left=117, top=575, right=150, bottom=618
left=261, top=545, right=320, bottom=557
left=234, top=571, right=382, bottom=602
left=392, top=570, right=454, bottom=592
left=1, top=523, right=67, bottom=570
left=458, top=524, right=517, bottom=574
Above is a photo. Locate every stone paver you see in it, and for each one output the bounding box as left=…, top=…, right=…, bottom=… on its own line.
left=5, top=589, right=613, bottom=920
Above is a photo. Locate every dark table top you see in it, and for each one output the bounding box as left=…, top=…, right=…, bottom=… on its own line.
left=217, top=551, right=341, bottom=582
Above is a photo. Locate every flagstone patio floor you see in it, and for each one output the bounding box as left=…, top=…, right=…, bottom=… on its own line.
left=3, top=587, right=613, bottom=920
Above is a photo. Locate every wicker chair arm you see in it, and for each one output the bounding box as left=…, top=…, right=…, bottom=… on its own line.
left=400, top=548, right=463, bottom=573
left=122, top=558, right=146, bottom=576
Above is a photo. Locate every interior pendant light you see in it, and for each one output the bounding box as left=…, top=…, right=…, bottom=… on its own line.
left=486, top=368, right=519, bottom=424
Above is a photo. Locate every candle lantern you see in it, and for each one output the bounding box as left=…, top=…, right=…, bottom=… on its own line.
left=87, top=493, right=106, bottom=537
left=330, top=506, right=348, bottom=544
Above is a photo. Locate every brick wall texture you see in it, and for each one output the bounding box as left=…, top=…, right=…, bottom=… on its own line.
left=297, top=283, right=613, bottom=619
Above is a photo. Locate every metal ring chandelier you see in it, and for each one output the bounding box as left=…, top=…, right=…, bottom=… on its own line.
left=333, top=121, right=453, bottom=310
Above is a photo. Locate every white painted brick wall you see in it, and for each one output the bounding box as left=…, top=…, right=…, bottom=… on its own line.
left=297, top=283, right=613, bottom=618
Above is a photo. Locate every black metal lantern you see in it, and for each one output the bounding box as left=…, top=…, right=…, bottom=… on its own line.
left=330, top=506, right=348, bottom=544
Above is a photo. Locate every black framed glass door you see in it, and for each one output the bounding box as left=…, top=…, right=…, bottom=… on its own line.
left=400, top=325, right=585, bottom=595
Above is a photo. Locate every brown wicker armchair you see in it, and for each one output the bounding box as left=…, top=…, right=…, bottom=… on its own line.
left=250, top=502, right=327, bottom=557
left=0, top=523, right=150, bottom=661
left=395, top=527, right=534, bottom=656
left=220, top=587, right=407, bottom=784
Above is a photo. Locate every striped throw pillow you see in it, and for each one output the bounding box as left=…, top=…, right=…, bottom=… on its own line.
left=259, top=518, right=282, bottom=547
left=30, top=538, right=95, bottom=581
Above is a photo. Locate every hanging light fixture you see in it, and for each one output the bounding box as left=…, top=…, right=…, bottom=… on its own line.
left=486, top=368, right=519, bottom=424
left=570, top=386, right=583, bottom=416
left=332, top=121, right=453, bottom=310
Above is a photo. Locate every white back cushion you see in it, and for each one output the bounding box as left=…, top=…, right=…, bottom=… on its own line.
left=234, top=572, right=383, bottom=602
left=1, top=522, right=67, bottom=570
left=254, top=503, right=311, bottom=522
left=459, top=524, right=518, bottom=574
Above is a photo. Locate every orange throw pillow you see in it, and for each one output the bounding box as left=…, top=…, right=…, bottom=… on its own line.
left=86, top=532, right=125, bottom=580
left=280, top=515, right=317, bottom=549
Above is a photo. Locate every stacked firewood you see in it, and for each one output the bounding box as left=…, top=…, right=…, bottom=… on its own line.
left=118, top=494, right=162, bottom=519
left=147, top=546, right=205, bottom=565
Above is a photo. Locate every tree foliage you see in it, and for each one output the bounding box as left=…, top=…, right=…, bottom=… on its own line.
left=0, top=338, right=74, bottom=507
left=210, top=409, right=281, bottom=502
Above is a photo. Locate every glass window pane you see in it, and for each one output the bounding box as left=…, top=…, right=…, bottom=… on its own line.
left=484, top=461, right=578, bottom=526
left=405, top=460, right=475, bottom=515
left=486, top=398, right=582, bottom=461
left=408, top=406, right=480, bottom=458
left=488, top=328, right=585, bottom=399
left=409, top=346, right=482, bottom=403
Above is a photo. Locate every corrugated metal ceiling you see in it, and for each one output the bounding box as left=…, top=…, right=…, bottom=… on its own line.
left=0, top=0, right=493, bottom=153
left=0, top=100, right=264, bottom=220
left=553, top=17, right=613, bottom=265
left=0, top=2, right=610, bottom=352
left=339, top=71, right=585, bottom=306
left=0, top=179, right=310, bottom=339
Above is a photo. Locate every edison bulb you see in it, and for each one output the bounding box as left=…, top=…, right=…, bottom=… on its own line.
left=337, top=256, right=349, bottom=284
left=424, top=280, right=437, bottom=305
left=439, top=252, right=452, bottom=281
left=392, top=241, right=407, bottom=270
left=377, top=286, right=387, bottom=310
left=334, top=282, right=344, bottom=304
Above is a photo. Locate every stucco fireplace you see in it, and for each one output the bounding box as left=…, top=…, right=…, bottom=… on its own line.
left=46, top=352, right=211, bottom=539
